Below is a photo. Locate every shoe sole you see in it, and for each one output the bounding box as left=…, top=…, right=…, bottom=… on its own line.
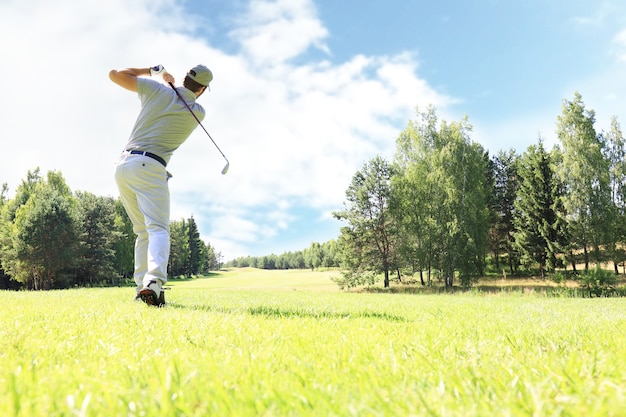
left=139, top=288, right=159, bottom=306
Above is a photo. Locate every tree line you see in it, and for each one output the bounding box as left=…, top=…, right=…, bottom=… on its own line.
left=3, top=91, right=623, bottom=292
left=225, top=240, right=341, bottom=270
left=0, top=169, right=222, bottom=290
left=333, top=92, right=626, bottom=289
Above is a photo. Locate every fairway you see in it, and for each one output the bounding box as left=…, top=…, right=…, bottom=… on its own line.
left=167, top=268, right=340, bottom=291
left=1, top=269, right=625, bottom=416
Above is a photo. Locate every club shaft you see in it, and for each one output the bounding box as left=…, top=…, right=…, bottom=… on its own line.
left=168, top=82, right=228, bottom=162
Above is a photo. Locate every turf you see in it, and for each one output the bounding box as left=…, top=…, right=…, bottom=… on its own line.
left=1, top=269, right=625, bottom=416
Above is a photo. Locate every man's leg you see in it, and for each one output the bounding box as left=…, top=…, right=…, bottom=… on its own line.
left=133, top=229, right=148, bottom=293
left=135, top=180, right=170, bottom=288
left=131, top=161, right=170, bottom=306
left=115, top=161, right=149, bottom=295
left=116, top=156, right=170, bottom=305
left=136, top=192, right=169, bottom=306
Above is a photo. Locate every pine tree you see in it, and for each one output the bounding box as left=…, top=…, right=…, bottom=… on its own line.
left=513, top=140, right=567, bottom=278
left=187, top=216, right=203, bottom=276
left=334, top=155, right=398, bottom=288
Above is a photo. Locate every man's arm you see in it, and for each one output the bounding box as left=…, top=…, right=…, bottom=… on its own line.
left=109, top=67, right=149, bottom=92
left=109, top=66, right=174, bottom=92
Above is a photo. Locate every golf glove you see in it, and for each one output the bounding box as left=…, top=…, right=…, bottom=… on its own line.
left=150, top=65, right=165, bottom=77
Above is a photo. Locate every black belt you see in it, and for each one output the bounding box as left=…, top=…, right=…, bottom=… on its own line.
left=127, top=150, right=166, bottom=167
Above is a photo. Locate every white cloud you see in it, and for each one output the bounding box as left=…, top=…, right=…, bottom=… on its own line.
left=232, top=0, right=329, bottom=64
left=569, top=1, right=618, bottom=28
left=612, top=29, right=626, bottom=62
left=0, top=0, right=452, bottom=259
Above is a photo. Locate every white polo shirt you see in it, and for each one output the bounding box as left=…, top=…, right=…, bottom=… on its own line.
left=124, top=78, right=205, bottom=165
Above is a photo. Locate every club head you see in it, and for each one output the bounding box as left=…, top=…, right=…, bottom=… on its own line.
left=221, top=161, right=230, bottom=175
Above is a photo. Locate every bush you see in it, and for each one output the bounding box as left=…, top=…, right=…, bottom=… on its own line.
left=331, top=270, right=378, bottom=290
left=580, top=265, right=617, bottom=297
left=551, top=271, right=566, bottom=285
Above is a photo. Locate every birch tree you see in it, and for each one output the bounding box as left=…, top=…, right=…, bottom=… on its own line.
left=556, top=92, right=612, bottom=270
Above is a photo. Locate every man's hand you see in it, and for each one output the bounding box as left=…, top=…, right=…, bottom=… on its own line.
left=109, top=65, right=174, bottom=91
left=150, top=65, right=165, bottom=77
left=150, top=65, right=174, bottom=85
left=149, top=65, right=175, bottom=85
left=162, top=72, right=175, bottom=85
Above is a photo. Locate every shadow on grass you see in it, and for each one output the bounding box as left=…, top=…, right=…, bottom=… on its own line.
left=246, top=306, right=407, bottom=321
left=362, top=283, right=626, bottom=298
left=167, top=272, right=221, bottom=282
left=166, top=303, right=407, bottom=322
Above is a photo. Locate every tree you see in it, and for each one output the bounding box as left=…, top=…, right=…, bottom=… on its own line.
left=603, top=116, right=626, bottom=273
left=187, top=216, right=203, bottom=276
left=0, top=169, right=220, bottom=288
left=168, top=219, right=190, bottom=277
left=112, top=199, right=135, bottom=279
left=392, top=108, right=438, bottom=285
left=304, top=242, right=322, bottom=270
left=512, top=139, right=567, bottom=278
left=6, top=172, right=82, bottom=289
left=167, top=216, right=215, bottom=276
left=75, top=192, right=118, bottom=286
left=434, top=121, right=490, bottom=286
left=215, top=250, right=224, bottom=270
left=0, top=183, right=15, bottom=289
left=205, top=242, right=217, bottom=271
left=334, top=155, right=399, bottom=288
left=393, top=108, right=490, bottom=287
left=1, top=170, right=42, bottom=289
left=489, top=149, right=520, bottom=273
left=321, top=240, right=339, bottom=267
left=556, top=92, right=613, bottom=271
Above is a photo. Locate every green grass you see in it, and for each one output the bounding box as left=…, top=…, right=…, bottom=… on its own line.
left=168, top=267, right=339, bottom=291
left=1, top=269, right=625, bottom=416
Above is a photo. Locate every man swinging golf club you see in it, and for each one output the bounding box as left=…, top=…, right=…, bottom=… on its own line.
left=109, top=64, right=212, bottom=306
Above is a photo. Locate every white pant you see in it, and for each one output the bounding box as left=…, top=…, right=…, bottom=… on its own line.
left=115, top=152, right=170, bottom=290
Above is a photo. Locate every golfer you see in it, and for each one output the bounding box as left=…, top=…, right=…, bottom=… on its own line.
left=109, top=64, right=212, bottom=306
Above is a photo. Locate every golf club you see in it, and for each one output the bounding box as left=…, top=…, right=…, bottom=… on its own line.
left=168, top=81, right=229, bottom=175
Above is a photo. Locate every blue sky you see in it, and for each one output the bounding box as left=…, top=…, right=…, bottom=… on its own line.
left=2, top=0, right=626, bottom=260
